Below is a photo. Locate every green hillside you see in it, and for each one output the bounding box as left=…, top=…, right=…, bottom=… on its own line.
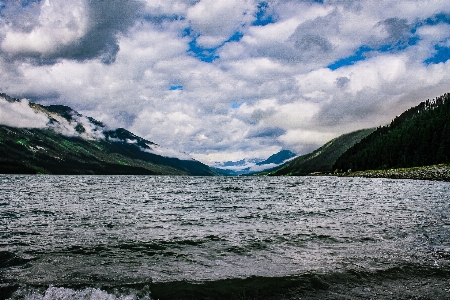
left=334, top=93, right=450, bottom=172
left=266, top=128, right=375, bottom=176
left=0, top=94, right=215, bottom=175
left=0, top=125, right=215, bottom=175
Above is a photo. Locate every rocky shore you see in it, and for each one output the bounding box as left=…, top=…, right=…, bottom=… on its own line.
left=340, top=164, right=450, bottom=182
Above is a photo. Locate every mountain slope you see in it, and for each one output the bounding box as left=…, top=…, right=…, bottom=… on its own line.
left=266, top=129, right=375, bottom=176
left=333, top=93, right=450, bottom=172
left=213, top=150, right=297, bottom=175
left=0, top=94, right=215, bottom=175
left=256, top=150, right=296, bottom=166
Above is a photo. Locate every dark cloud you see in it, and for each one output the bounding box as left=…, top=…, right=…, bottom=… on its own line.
left=293, top=34, right=333, bottom=52
left=59, top=0, right=144, bottom=63
left=18, top=91, right=62, bottom=105
left=142, top=14, right=183, bottom=26
left=274, top=9, right=338, bottom=62
left=114, top=110, right=137, bottom=128
left=335, top=76, right=350, bottom=89
left=255, top=43, right=302, bottom=62
left=323, top=0, right=363, bottom=10
left=314, top=89, right=383, bottom=127
left=249, top=107, right=277, bottom=124
left=363, top=17, right=416, bottom=51
left=381, top=18, right=410, bottom=42
left=247, top=126, right=286, bottom=138
left=1, top=0, right=143, bottom=64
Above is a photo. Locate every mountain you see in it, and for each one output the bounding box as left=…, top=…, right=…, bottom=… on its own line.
left=213, top=150, right=297, bottom=176
left=265, top=128, right=375, bottom=176
left=256, top=150, right=296, bottom=165
left=0, top=93, right=216, bottom=175
left=333, top=93, right=450, bottom=172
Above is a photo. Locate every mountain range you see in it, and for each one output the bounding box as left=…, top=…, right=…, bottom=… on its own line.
left=0, top=93, right=215, bottom=175
left=1, top=92, right=449, bottom=177
left=212, top=150, right=297, bottom=176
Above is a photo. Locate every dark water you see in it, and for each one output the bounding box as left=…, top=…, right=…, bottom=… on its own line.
left=1, top=175, right=449, bottom=299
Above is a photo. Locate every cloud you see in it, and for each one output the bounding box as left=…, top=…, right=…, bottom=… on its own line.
left=1, top=0, right=143, bottom=63
left=0, top=95, right=106, bottom=139
left=335, top=76, right=350, bottom=89
left=288, top=9, right=338, bottom=58
left=46, top=109, right=105, bottom=140
left=1, top=1, right=89, bottom=58
left=0, top=97, right=49, bottom=128
left=380, top=18, right=411, bottom=42
left=186, top=0, right=255, bottom=48
left=1, top=0, right=450, bottom=164
left=246, top=126, right=286, bottom=138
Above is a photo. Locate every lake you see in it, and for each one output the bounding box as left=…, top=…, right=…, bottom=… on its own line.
left=1, top=175, right=449, bottom=299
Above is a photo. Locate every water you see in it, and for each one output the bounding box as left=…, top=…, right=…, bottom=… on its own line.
left=1, top=175, right=449, bottom=299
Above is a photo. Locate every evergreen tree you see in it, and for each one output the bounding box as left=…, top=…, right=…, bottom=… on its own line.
left=334, top=93, right=450, bottom=171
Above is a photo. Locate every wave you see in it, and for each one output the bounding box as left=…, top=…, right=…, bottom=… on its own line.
left=3, top=264, right=450, bottom=300
left=0, top=251, right=34, bottom=269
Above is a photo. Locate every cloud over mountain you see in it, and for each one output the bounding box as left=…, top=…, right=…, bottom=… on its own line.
left=0, top=0, right=449, bottom=164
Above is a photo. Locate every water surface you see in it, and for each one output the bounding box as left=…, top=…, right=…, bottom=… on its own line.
left=1, top=175, right=449, bottom=299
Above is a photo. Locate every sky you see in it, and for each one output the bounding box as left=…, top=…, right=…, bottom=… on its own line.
left=0, top=0, right=450, bottom=165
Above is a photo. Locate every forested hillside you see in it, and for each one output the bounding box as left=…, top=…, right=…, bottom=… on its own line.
left=0, top=94, right=216, bottom=175
left=334, top=93, right=450, bottom=172
left=266, top=129, right=374, bottom=176
left=0, top=125, right=217, bottom=175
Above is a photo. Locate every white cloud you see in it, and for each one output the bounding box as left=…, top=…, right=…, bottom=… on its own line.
left=186, top=0, right=255, bottom=47
left=46, top=111, right=105, bottom=140
left=142, top=0, right=195, bottom=16
left=0, top=97, right=49, bottom=128
left=0, top=0, right=450, bottom=164
left=1, top=0, right=89, bottom=55
left=191, top=144, right=282, bottom=166
left=279, top=129, right=336, bottom=151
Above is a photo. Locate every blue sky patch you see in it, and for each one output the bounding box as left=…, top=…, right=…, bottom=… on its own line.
left=21, top=0, right=41, bottom=7
left=187, top=31, right=244, bottom=63
left=327, top=15, right=448, bottom=71
left=253, top=2, right=276, bottom=26
left=424, top=45, right=450, bottom=65
left=422, top=13, right=450, bottom=27
left=169, top=85, right=183, bottom=91
left=327, top=46, right=373, bottom=70
left=411, top=13, right=450, bottom=35
left=228, top=32, right=244, bottom=43
left=328, top=33, right=420, bottom=70
left=378, top=35, right=419, bottom=53
left=188, top=38, right=220, bottom=63
left=231, top=102, right=243, bottom=109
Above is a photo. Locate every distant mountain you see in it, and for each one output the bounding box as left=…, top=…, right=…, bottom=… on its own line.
left=334, top=93, right=450, bottom=172
left=265, top=129, right=375, bottom=176
left=0, top=93, right=216, bottom=175
left=218, top=158, right=262, bottom=168
left=256, top=150, right=296, bottom=165
left=213, top=150, right=297, bottom=175
left=211, top=167, right=241, bottom=176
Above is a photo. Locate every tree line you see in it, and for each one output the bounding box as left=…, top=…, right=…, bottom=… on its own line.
left=333, top=93, right=450, bottom=171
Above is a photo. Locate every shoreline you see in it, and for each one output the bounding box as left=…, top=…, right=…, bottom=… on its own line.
left=336, top=164, right=450, bottom=182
